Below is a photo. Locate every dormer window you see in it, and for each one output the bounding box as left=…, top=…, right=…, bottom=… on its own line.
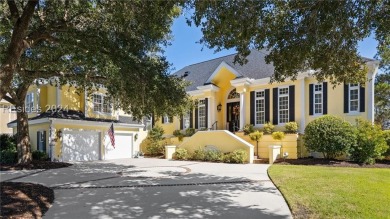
left=25, top=93, right=34, bottom=113
left=93, top=94, right=112, bottom=113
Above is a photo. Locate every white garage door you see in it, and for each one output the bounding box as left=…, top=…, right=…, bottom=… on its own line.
left=62, top=131, right=100, bottom=162
left=104, top=133, right=133, bottom=160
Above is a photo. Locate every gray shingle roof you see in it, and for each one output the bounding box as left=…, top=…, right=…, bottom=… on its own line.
left=173, top=49, right=274, bottom=91
left=173, top=49, right=377, bottom=92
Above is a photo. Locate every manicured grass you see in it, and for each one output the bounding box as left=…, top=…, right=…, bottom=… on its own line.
left=268, top=165, right=390, bottom=219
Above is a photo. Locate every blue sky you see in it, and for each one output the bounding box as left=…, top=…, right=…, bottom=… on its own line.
left=164, top=15, right=379, bottom=74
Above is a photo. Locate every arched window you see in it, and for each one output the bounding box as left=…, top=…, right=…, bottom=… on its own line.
left=228, top=88, right=240, bottom=99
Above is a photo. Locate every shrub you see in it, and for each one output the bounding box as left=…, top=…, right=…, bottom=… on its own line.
left=191, top=147, right=206, bottom=160
left=304, top=115, right=356, bottom=159
left=223, top=150, right=247, bottom=164
left=243, top=124, right=255, bottom=135
left=285, top=121, right=298, bottom=133
left=0, top=147, right=17, bottom=164
left=384, top=130, right=390, bottom=157
left=204, top=150, right=223, bottom=162
left=185, top=128, right=196, bottom=137
left=349, top=120, right=388, bottom=164
left=173, top=130, right=184, bottom=141
left=147, top=125, right=164, bottom=141
left=32, top=150, right=49, bottom=161
left=0, top=134, right=16, bottom=151
left=173, top=148, right=189, bottom=160
left=146, top=142, right=164, bottom=156
left=263, top=122, right=275, bottom=134
left=272, top=131, right=285, bottom=141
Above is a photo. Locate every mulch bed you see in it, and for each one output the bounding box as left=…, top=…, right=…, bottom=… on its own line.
left=0, top=182, right=54, bottom=218
left=275, top=158, right=390, bottom=168
left=0, top=160, right=72, bottom=171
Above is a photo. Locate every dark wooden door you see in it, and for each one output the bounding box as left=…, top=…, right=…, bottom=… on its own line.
left=226, top=102, right=240, bottom=132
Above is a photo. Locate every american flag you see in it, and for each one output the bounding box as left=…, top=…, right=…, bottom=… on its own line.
left=108, top=123, right=115, bottom=148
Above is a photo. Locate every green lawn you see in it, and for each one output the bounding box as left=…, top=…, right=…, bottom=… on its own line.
left=268, top=165, right=390, bottom=219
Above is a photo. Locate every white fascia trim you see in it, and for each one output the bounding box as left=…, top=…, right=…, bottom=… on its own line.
left=205, top=61, right=242, bottom=84
left=7, top=118, right=50, bottom=128
left=187, top=90, right=204, bottom=97
left=50, top=118, right=145, bottom=128
left=230, top=77, right=253, bottom=87
left=196, top=84, right=220, bottom=92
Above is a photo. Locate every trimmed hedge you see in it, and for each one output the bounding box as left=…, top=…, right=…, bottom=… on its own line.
left=304, top=115, right=356, bottom=159
left=173, top=148, right=189, bottom=160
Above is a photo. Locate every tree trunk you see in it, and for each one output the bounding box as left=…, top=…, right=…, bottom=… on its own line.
left=15, top=100, right=32, bottom=164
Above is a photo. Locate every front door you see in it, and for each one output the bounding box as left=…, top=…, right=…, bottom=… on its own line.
left=226, top=102, right=240, bottom=132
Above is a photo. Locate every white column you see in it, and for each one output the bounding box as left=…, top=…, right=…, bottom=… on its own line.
left=49, top=120, right=56, bottom=161
left=239, top=92, right=246, bottom=130
left=368, top=70, right=377, bottom=123
left=208, top=96, right=214, bottom=129
left=300, top=78, right=306, bottom=133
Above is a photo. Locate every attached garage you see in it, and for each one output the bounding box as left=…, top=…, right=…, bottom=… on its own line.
left=104, top=133, right=133, bottom=160
left=62, top=130, right=101, bottom=162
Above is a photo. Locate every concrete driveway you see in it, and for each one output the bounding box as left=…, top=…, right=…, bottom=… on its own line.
left=0, top=159, right=292, bottom=219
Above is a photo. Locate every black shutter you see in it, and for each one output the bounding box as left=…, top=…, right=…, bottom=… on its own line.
left=250, top=91, right=255, bottom=125
left=344, top=83, right=349, bottom=113
left=36, top=132, right=40, bottom=151
left=180, top=115, right=183, bottom=130
left=289, top=85, right=295, bottom=122
left=190, top=110, right=193, bottom=128
left=273, top=87, right=278, bottom=125
left=323, top=82, right=328, bottom=114
left=360, top=85, right=365, bottom=112
left=265, top=89, right=270, bottom=122
left=43, top=131, right=46, bottom=152
left=205, top=98, right=208, bottom=128
left=161, top=116, right=164, bottom=124
left=195, top=108, right=199, bottom=129
left=169, top=116, right=173, bottom=123
left=151, top=114, right=155, bottom=127
left=309, top=84, right=314, bottom=116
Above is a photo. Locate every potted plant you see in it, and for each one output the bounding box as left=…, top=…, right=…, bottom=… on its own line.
left=249, top=130, right=264, bottom=159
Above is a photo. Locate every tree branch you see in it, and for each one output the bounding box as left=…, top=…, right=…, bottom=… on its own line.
left=7, top=0, right=19, bottom=22
left=2, top=95, right=16, bottom=105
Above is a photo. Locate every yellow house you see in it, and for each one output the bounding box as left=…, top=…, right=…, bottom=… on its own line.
left=155, top=50, right=379, bottom=161
left=0, top=99, right=17, bottom=134
left=7, top=82, right=148, bottom=162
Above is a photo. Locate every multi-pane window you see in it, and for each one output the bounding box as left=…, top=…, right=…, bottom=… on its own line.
left=25, top=93, right=34, bottom=112
left=278, top=87, right=289, bottom=124
left=183, top=111, right=190, bottom=129
left=314, top=84, right=323, bottom=115
left=93, top=94, right=112, bottom=113
left=163, top=115, right=169, bottom=124
left=255, top=91, right=265, bottom=125
left=198, top=99, right=206, bottom=129
left=349, top=84, right=359, bottom=112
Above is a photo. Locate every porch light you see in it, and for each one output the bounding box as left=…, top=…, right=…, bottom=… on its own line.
left=217, top=103, right=222, bottom=112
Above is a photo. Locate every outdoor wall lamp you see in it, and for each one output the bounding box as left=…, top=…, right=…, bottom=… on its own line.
left=217, top=103, right=222, bottom=112
left=56, top=130, right=62, bottom=140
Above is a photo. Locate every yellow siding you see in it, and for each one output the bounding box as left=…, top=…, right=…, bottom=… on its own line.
left=47, top=85, right=57, bottom=106
left=60, top=85, right=82, bottom=111
left=154, top=116, right=180, bottom=135
left=39, top=86, right=48, bottom=109
left=27, top=123, right=50, bottom=153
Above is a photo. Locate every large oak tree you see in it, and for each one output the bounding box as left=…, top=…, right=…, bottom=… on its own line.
left=185, top=0, right=389, bottom=84
left=0, top=1, right=189, bottom=163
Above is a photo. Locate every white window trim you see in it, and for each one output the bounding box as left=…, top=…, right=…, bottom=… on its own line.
left=278, top=86, right=289, bottom=125
left=254, top=89, right=266, bottom=126
left=198, top=99, right=206, bottom=129
left=313, top=83, right=323, bottom=116
left=348, top=84, right=360, bottom=113
left=26, top=92, right=35, bottom=113
left=163, top=115, right=170, bottom=124
left=92, top=93, right=113, bottom=115
left=182, top=111, right=190, bottom=130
